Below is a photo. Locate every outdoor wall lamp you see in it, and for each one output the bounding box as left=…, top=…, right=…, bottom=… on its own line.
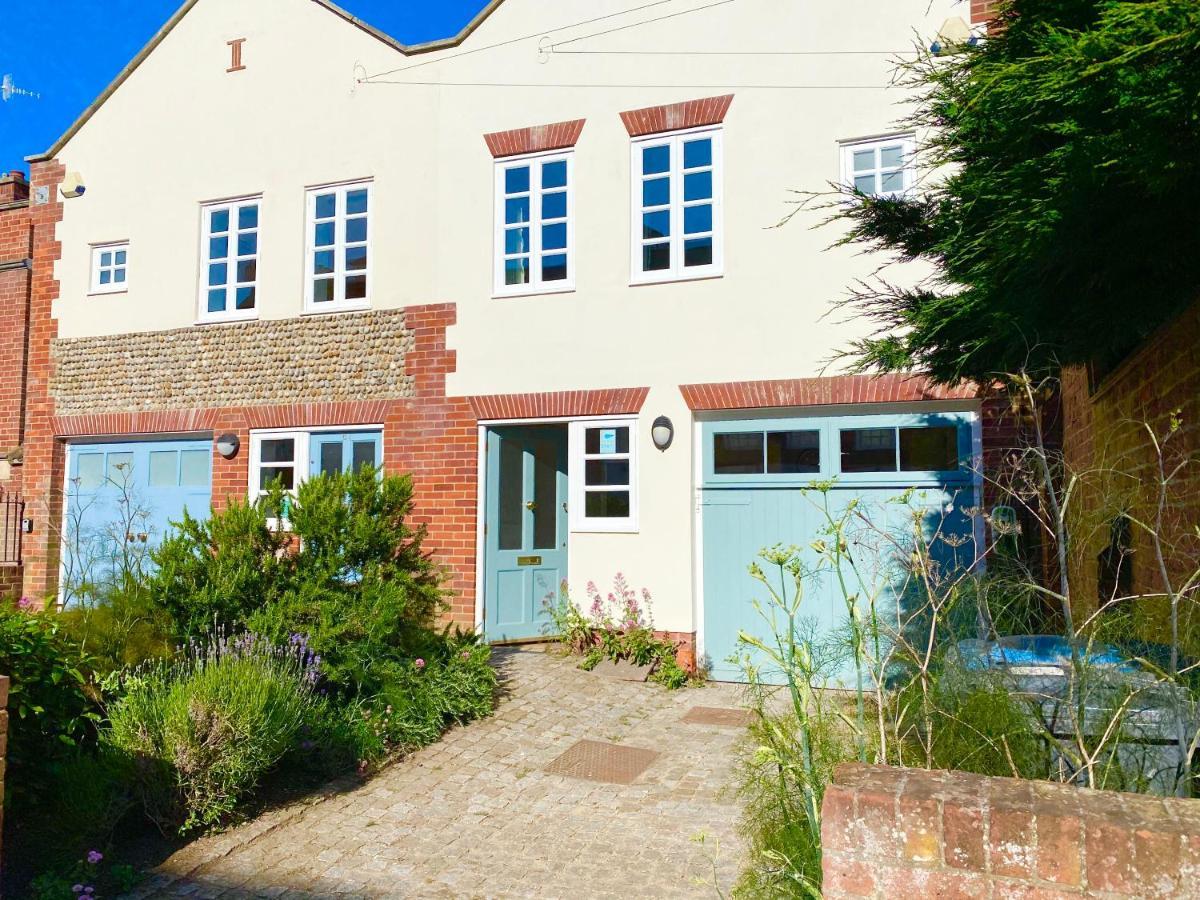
left=651, top=416, right=674, bottom=451
left=216, top=433, right=241, bottom=459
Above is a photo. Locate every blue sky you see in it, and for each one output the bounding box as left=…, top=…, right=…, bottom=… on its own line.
left=0, top=0, right=489, bottom=175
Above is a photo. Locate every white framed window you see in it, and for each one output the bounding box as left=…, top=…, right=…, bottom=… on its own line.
left=89, top=242, right=128, bottom=294
left=494, top=151, right=575, bottom=296
left=840, top=134, right=916, bottom=197
left=248, top=427, right=383, bottom=521
left=305, top=180, right=371, bottom=312
left=630, top=126, right=723, bottom=284
left=568, top=418, right=638, bottom=533
left=199, top=196, right=260, bottom=322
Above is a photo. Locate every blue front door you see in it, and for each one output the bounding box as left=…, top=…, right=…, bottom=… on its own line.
left=484, top=425, right=568, bottom=642
left=63, top=438, right=212, bottom=602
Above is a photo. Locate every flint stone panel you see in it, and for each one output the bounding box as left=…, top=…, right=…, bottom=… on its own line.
left=51, top=310, right=416, bottom=415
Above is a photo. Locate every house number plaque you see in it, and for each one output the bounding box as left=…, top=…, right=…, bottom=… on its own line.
left=516, top=555, right=542, bottom=566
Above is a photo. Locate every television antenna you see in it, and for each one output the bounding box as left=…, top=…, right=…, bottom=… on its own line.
left=2, top=74, right=41, bottom=102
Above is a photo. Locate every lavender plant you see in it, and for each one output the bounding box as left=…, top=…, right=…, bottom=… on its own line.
left=105, top=629, right=325, bottom=833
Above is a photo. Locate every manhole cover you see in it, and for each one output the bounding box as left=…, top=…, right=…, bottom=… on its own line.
left=682, top=706, right=755, bottom=727
left=544, top=739, right=659, bottom=784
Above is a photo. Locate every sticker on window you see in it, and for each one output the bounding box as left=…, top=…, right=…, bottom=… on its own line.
left=598, top=429, right=618, bottom=455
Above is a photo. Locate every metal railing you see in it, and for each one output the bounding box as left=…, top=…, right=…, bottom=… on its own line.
left=0, top=489, right=23, bottom=565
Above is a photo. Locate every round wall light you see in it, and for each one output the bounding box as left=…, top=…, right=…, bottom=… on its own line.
left=215, top=433, right=241, bottom=459
left=651, top=416, right=674, bottom=451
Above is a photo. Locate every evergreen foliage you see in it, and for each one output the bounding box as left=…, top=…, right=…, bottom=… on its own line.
left=829, top=0, right=1200, bottom=382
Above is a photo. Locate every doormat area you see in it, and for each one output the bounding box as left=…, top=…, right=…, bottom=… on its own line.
left=682, top=706, right=755, bottom=728
left=544, top=739, right=659, bottom=785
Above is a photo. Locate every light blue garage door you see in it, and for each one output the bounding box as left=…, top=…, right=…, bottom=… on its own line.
left=63, top=438, right=212, bottom=601
left=700, top=411, right=979, bottom=684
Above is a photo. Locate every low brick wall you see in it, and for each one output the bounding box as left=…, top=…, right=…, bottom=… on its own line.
left=822, top=763, right=1200, bottom=898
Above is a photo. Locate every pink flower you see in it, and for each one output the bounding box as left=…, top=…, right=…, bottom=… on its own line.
left=414, top=658, right=426, bottom=669
left=17, top=596, right=34, bottom=611
left=460, top=650, right=471, bottom=660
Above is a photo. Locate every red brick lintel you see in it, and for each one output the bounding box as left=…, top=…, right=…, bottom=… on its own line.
left=619, top=94, right=733, bottom=138
left=52, top=400, right=395, bottom=438
left=679, top=374, right=978, bottom=411
left=483, top=119, right=586, bottom=158
left=52, top=388, right=652, bottom=438
left=468, top=387, right=649, bottom=420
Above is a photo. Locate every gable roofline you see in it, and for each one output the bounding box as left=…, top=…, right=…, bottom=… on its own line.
left=26, top=0, right=507, bottom=163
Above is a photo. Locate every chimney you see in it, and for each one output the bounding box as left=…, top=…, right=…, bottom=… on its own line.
left=0, top=171, right=29, bottom=204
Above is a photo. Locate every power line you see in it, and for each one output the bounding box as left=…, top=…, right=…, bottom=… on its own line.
left=549, top=49, right=912, bottom=56
left=546, top=0, right=737, bottom=51
left=364, top=80, right=891, bottom=90
left=361, top=0, right=685, bottom=82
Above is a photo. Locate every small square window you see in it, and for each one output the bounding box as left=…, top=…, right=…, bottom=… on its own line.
left=90, top=242, right=129, bottom=294
left=840, top=135, right=915, bottom=198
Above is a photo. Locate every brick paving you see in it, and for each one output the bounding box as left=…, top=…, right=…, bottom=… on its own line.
left=127, top=648, right=750, bottom=899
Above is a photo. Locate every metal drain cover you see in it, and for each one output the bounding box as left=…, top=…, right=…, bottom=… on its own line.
left=682, top=706, right=755, bottom=727
left=544, top=739, right=659, bottom=784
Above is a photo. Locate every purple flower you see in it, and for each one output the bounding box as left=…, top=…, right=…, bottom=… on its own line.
left=17, top=596, right=34, bottom=611
left=86, top=850, right=103, bottom=865
left=414, top=658, right=426, bottom=669
left=84, top=888, right=95, bottom=895
left=72, top=886, right=83, bottom=895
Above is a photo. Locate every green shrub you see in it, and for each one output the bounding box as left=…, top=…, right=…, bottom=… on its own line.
left=150, top=468, right=445, bottom=698
left=55, top=587, right=175, bottom=678
left=0, top=607, right=101, bottom=801
left=364, top=634, right=498, bottom=750
left=105, top=632, right=321, bottom=833
left=902, top=669, right=1050, bottom=779
left=147, top=499, right=288, bottom=640
left=29, top=848, right=137, bottom=900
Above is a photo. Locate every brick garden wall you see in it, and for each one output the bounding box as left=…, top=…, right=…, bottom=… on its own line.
left=1061, top=301, right=1200, bottom=648
left=822, top=763, right=1200, bottom=898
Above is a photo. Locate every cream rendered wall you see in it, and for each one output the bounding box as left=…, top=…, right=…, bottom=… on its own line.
left=49, top=0, right=961, bottom=636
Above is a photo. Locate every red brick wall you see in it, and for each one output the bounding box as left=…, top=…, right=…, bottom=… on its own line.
left=970, top=0, right=1001, bottom=26
left=0, top=176, right=32, bottom=458
left=0, top=567, right=19, bottom=602
left=1061, top=301, right=1200, bottom=645
left=15, top=161, right=64, bottom=604
left=822, top=763, right=1200, bottom=898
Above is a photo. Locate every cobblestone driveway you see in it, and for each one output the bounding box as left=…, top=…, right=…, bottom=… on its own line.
left=130, top=648, right=750, bottom=899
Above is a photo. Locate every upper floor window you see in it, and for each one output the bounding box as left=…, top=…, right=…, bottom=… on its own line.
left=200, top=197, right=259, bottom=321
left=306, top=180, right=371, bottom=311
left=840, top=135, right=915, bottom=197
left=89, top=242, right=128, bottom=294
left=631, top=127, right=723, bottom=284
left=494, top=152, right=574, bottom=296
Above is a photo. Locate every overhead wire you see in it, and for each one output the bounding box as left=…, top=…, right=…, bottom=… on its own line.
left=362, top=0, right=909, bottom=92
left=361, top=0, right=686, bottom=82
